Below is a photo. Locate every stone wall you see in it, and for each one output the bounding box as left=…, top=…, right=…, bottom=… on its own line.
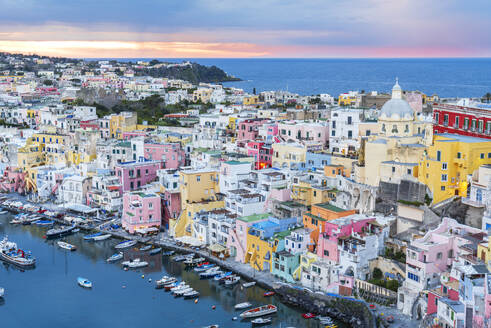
left=274, top=284, right=375, bottom=328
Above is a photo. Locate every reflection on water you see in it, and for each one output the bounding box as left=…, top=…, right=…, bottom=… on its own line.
left=0, top=213, right=348, bottom=328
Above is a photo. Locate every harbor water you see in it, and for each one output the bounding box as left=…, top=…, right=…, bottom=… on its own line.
left=0, top=213, right=347, bottom=328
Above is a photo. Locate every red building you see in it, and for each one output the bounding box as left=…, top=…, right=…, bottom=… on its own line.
left=433, top=102, right=491, bottom=139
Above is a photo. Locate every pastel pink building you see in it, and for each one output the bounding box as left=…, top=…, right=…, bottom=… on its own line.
left=316, top=216, right=376, bottom=263
left=144, top=143, right=185, bottom=169
left=227, top=213, right=269, bottom=263
left=122, top=131, right=147, bottom=140
left=0, top=167, right=26, bottom=193
left=80, top=119, right=100, bottom=130
left=247, top=141, right=272, bottom=170
left=115, top=160, right=162, bottom=192
left=122, top=191, right=162, bottom=234
left=277, top=121, right=329, bottom=146
left=237, top=118, right=271, bottom=142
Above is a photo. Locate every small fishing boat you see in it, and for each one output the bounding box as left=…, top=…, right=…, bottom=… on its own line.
left=240, top=304, right=277, bottom=318
left=84, top=232, right=102, bottom=240
left=122, top=258, right=148, bottom=268
left=139, top=245, right=152, bottom=251
left=242, top=281, right=256, bottom=288
left=224, top=275, right=240, bottom=286
left=0, top=287, right=4, bottom=297
left=156, top=276, right=177, bottom=288
left=183, top=290, right=200, bottom=299
left=0, top=236, right=36, bottom=267
left=302, top=313, right=316, bottom=319
left=172, top=254, right=193, bottom=262
left=170, top=283, right=189, bottom=292
left=149, top=247, right=162, bottom=255
left=92, top=234, right=111, bottom=241
left=57, top=241, right=77, bottom=251
left=200, top=267, right=222, bottom=279
left=0, top=210, right=8, bottom=214
left=214, top=271, right=232, bottom=281
left=317, top=316, right=333, bottom=325
left=77, top=277, right=92, bottom=288
left=114, top=240, right=137, bottom=249
left=202, top=325, right=219, bottom=328
left=251, top=317, right=272, bottom=325
left=234, top=302, right=252, bottom=310
left=162, top=250, right=175, bottom=256
left=35, top=219, right=54, bottom=226
left=164, top=282, right=179, bottom=291
left=106, top=252, right=123, bottom=262
left=184, top=256, right=205, bottom=267
left=173, top=287, right=194, bottom=296
left=263, top=291, right=275, bottom=297
left=194, top=264, right=215, bottom=272
left=46, top=225, right=76, bottom=239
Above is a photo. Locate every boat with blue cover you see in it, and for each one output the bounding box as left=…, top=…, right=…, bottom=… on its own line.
left=0, top=236, right=36, bottom=268
left=35, top=219, right=54, bottom=226
left=106, top=252, right=123, bottom=262
left=149, top=247, right=162, bottom=255
left=194, top=264, right=215, bottom=272
left=114, top=240, right=137, bottom=249
left=214, top=271, right=232, bottom=281
left=77, top=277, right=92, bottom=288
left=83, top=232, right=102, bottom=240
left=46, top=225, right=76, bottom=239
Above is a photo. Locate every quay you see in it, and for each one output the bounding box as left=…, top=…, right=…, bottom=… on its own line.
left=1, top=196, right=374, bottom=327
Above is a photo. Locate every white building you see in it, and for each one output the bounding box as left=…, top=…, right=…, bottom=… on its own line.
left=58, top=175, right=92, bottom=205
left=329, top=108, right=362, bottom=154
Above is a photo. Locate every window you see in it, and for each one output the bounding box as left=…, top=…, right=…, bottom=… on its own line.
left=348, top=130, right=353, bottom=138
left=149, top=202, right=153, bottom=209
left=324, top=250, right=329, bottom=256
left=382, top=124, right=386, bottom=132
left=472, top=119, right=477, bottom=130
left=464, top=118, right=469, bottom=129
left=436, top=150, right=441, bottom=161
left=443, top=114, right=449, bottom=126
left=442, top=163, right=447, bottom=170
left=441, top=186, right=445, bottom=191
left=457, top=152, right=461, bottom=159
left=479, top=120, right=484, bottom=132
left=437, top=252, right=443, bottom=259
left=407, top=169, right=412, bottom=175
left=332, top=121, right=336, bottom=129
left=434, top=112, right=439, bottom=123
left=408, top=272, right=419, bottom=282
left=392, top=166, right=395, bottom=173
left=331, top=130, right=335, bottom=137
left=197, top=176, right=201, bottom=182
left=454, top=116, right=460, bottom=128
left=480, top=153, right=485, bottom=159
left=347, top=116, right=352, bottom=125
left=488, top=153, right=491, bottom=159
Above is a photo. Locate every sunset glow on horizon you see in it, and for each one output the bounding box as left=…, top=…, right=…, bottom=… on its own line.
left=0, top=0, right=490, bottom=58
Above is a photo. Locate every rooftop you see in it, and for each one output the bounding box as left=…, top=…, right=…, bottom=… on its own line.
left=314, top=202, right=348, bottom=213
left=238, top=213, right=270, bottom=223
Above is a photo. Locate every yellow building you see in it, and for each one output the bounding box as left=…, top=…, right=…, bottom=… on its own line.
left=338, top=93, right=357, bottom=106
left=291, top=180, right=335, bottom=206
left=192, top=88, right=213, bottom=103
left=18, top=132, right=68, bottom=170
left=109, top=112, right=137, bottom=139
left=272, top=143, right=307, bottom=170
left=245, top=229, right=288, bottom=272
left=418, top=134, right=491, bottom=204
left=292, top=252, right=318, bottom=280
left=355, top=80, right=433, bottom=186
left=243, top=95, right=260, bottom=106
left=171, top=169, right=224, bottom=237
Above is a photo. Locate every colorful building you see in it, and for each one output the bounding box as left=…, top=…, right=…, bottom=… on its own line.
left=418, top=133, right=491, bottom=204
left=247, top=141, right=273, bottom=170
left=122, top=191, right=162, bottom=234
left=115, top=160, right=162, bottom=192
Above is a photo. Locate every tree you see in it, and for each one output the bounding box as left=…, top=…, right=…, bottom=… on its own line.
left=372, top=267, right=383, bottom=280
left=43, top=79, right=53, bottom=86
left=483, top=92, right=491, bottom=103
left=253, top=87, right=256, bottom=95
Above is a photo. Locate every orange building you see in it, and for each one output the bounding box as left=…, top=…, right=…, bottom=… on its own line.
left=302, top=202, right=357, bottom=251
left=324, top=164, right=348, bottom=178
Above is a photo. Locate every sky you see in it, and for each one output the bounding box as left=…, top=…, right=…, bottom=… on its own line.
left=0, top=0, right=490, bottom=58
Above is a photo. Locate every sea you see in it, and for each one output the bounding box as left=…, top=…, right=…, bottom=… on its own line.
left=0, top=213, right=346, bottom=328
left=116, top=58, right=491, bottom=98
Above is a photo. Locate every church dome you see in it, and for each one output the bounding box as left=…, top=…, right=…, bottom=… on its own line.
left=379, top=79, right=414, bottom=120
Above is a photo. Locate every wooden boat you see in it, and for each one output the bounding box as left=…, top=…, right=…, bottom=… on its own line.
left=114, top=240, right=137, bottom=249
left=242, top=281, right=256, bottom=288
left=149, top=247, right=162, bottom=255
left=263, top=291, right=275, bottom=297
left=77, top=277, right=92, bottom=288
left=234, top=302, right=252, bottom=310
left=240, top=304, right=277, bottom=318
left=122, top=258, right=148, bottom=268
left=0, top=236, right=36, bottom=267
left=106, top=252, right=123, bottom=262
left=251, top=317, right=272, bottom=325
left=57, top=241, right=77, bottom=251
left=92, top=234, right=111, bottom=241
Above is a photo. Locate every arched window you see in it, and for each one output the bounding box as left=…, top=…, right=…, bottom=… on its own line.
left=392, top=125, right=398, bottom=133
left=382, top=124, right=386, bottom=132
left=405, top=125, right=409, bottom=133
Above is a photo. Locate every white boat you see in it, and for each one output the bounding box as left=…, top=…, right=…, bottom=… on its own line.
left=156, top=276, right=177, bottom=288
left=106, top=252, right=123, bottom=262
left=77, top=277, right=92, bottom=288
left=57, top=241, right=77, bottom=251
left=170, top=283, right=189, bottom=292
left=122, top=258, right=148, bottom=268
left=225, top=275, right=240, bottom=286
left=0, top=287, right=4, bottom=297
left=139, top=245, right=152, bottom=251
left=93, top=234, right=111, bottom=241
left=234, top=302, right=252, bottom=310
left=242, top=281, right=256, bottom=288
left=240, top=304, right=277, bottom=318
left=251, top=317, right=272, bottom=325
left=0, top=236, right=36, bottom=267
left=0, top=210, right=8, bottom=214
left=173, top=287, right=194, bottom=296
left=114, top=240, right=137, bottom=249
left=183, top=290, right=200, bottom=299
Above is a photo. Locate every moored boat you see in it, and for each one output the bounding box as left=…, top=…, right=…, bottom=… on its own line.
left=114, top=240, right=137, bottom=249
left=77, top=277, right=92, bottom=288
left=57, top=241, right=77, bottom=251
left=240, top=304, right=277, bottom=318
left=184, top=256, right=205, bottom=267
left=242, top=281, right=256, bottom=288
left=92, top=234, right=111, bottom=241
left=224, top=275, right=240, bottom=286
left=194, top=264, right=215, bottom=272
left=251, top=317, right=272, bottom=325
left=139, top=244, right=152, bottom=251
left=35, top=219, right=54, bottom=226
left=162, top=250, right=175, bottom=256
left=214, top=271, right=232, bottom=281
left=0, top=236, right=36, bottom=267
left=263, top=291, right=275, bottom=297
left=156, top=276, right=177, bottom=288
left=200, top=267, right=222, bottom=279
left=183, top=290, right=200, bottom=299
left=0, top=287, right=4, bottom=297
left=83, top=232, right=102, bottom=240
left=173, top=287, right=194, bottom=296
left=46, top=225, right=76, bottom=239
left=122, top=258, right=148, bottom=268
left=149, top=247, right=162, bottom=255
left=106, top=252, right=123, bottom=262
left=234, top=302, right=252, bottom=310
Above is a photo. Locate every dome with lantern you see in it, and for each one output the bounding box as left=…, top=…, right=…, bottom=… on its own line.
left=379, top=79, right=414, bottom=121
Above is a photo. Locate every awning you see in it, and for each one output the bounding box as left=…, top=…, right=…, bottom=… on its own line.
left=208, top=243, right=227, bottom=253
left=64, top=203, right=97, bottom=214
left=175, top=236, right=204, bottom=247
left=135, top=227, right=159, bottom=234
